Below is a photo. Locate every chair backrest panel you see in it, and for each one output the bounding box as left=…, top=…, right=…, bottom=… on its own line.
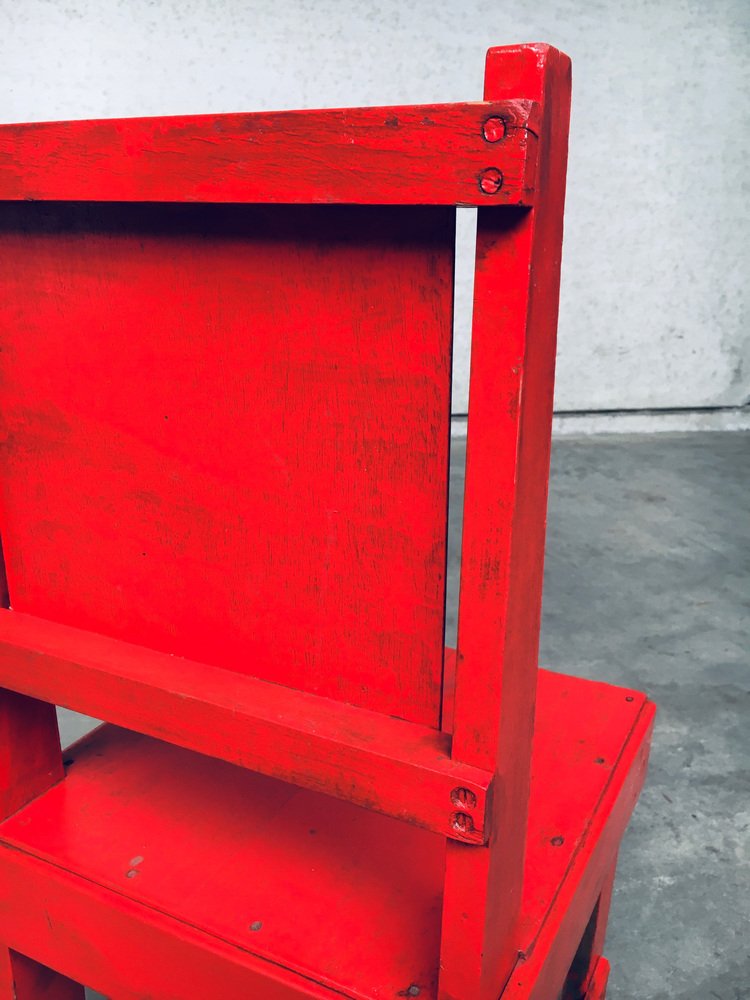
left=0, top=201, right=455, bottom=726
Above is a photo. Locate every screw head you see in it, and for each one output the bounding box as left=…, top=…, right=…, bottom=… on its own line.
left=249, top=920, right=263, bottom=932
left=551, top=836, right=564, bottom=847
left=482, top=116, right=506, bottom=142
left=479, top=168, right=503, bottom=195
left=451, top=811, right=475, bottom=835
left=408, top=987, right=420, bottom=997
left=451, top=787, right=477, bottom=809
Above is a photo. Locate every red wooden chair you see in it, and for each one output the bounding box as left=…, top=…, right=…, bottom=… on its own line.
left=0, top=43, right=654, bottom=1000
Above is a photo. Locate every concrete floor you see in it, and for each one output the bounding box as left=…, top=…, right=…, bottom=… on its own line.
left=61, top=431, right=749, bottom=1000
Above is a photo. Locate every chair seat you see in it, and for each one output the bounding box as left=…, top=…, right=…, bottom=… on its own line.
left=0, top=669, right=653, bottom=1000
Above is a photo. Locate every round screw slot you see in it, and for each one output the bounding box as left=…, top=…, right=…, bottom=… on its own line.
left=451, top=787, right=477, bottom=809
left=482, top=116, right=506, bottom=142
left=452, top=812, right=475, bottom=835
left=479, top=167, right=504, bottom=194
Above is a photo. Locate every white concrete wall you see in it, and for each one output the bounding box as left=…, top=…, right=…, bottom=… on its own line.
left=2, top=0, right=748, bottom=419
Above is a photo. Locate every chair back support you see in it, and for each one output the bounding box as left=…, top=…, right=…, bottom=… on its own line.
left=0, top=202, right=454, bottom=725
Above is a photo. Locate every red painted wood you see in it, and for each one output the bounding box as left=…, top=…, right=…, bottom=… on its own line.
left=0, top=44, right=655, bottom=999
left=0, top=852, right=335, bottom=1000
left=0, top=950, right=83, bottom=1000
left=3, top=728, right=446, bottom=1000
left=586, top=868, right=616, bottom=992
left=0, top=610, right=493, bottom=842
left=584, top=957, right=610, bottom=1000
left=440, top=44, right=572, bottom=1000
left=0, top=689, right=62, bottom=820
left=0, top=100, right=538, bottom=206
left=561, top=858, right=617, bottom=999
left=0, top=203, right=454, bottom=727
left=0, top=554, right=63, bottom=822
left=503, top=684, right=655, bottom=999
left=0, top=671, right=652, bottom=1000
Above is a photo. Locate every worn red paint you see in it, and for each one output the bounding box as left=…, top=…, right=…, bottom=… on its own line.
left=0, top=42, right=653, bottom=1000
left=0, top=101, right=539, bottom=206
left=0, top=610, right=493, bottom=843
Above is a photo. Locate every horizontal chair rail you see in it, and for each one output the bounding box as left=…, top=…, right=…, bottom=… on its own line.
left=0, top=610, right=492, bottom=843
left=0, top=100, right=538, bottom=205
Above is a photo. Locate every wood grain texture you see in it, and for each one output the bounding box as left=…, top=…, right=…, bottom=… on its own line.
left=439, top=44, right=572, bottom=1000
left=0, top=100, right=539, bottom=206
left=0, top=610, right=492, bottom=843
left=0, top=203, right=453, bottom=727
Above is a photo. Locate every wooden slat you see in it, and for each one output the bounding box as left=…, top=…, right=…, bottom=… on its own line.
left=439, top=44, right=573, bottom=1000
left=0, top=100, right=539, bottom=205
left=0, top=202, right=452, bottom=728
left=0, top=610, right=493, bottom=843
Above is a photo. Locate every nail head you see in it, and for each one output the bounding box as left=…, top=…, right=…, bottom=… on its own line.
left=479, top=167, right=504, bottom=194
left=482, top=116, right=506, bottom=142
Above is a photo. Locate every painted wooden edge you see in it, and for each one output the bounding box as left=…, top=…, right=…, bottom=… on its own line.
left=0, top=609, right=492, bottom=844
left=440, top=42, right=572, bottom=1000
left=501, top=700, right=656, bottom=999
left=0, top=949, right=84, bottom=1000
left=0, top=547, right=64, bottom=822
left=0, top=100, right=539, bottom=205
left=0, top=846, right=342, bottom=1000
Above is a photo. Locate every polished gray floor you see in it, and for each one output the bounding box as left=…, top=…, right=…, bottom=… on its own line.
left=64, top=431, right=748, bottom=999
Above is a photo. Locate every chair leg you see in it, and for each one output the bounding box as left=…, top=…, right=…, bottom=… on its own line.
left=584, top=957, right=610, bottom=999
left=561, top=856, right=617, bottom=1000
left=0, top=949, right=85, bottom=1000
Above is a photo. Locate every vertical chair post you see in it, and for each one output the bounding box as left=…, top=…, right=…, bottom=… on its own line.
left=439, top=45, right=572, bottom=1000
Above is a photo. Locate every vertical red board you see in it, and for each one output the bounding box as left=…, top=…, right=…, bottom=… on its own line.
left=439, top=44, right=572, bottom=1000
left=0, top=203, right=454, bottom=726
